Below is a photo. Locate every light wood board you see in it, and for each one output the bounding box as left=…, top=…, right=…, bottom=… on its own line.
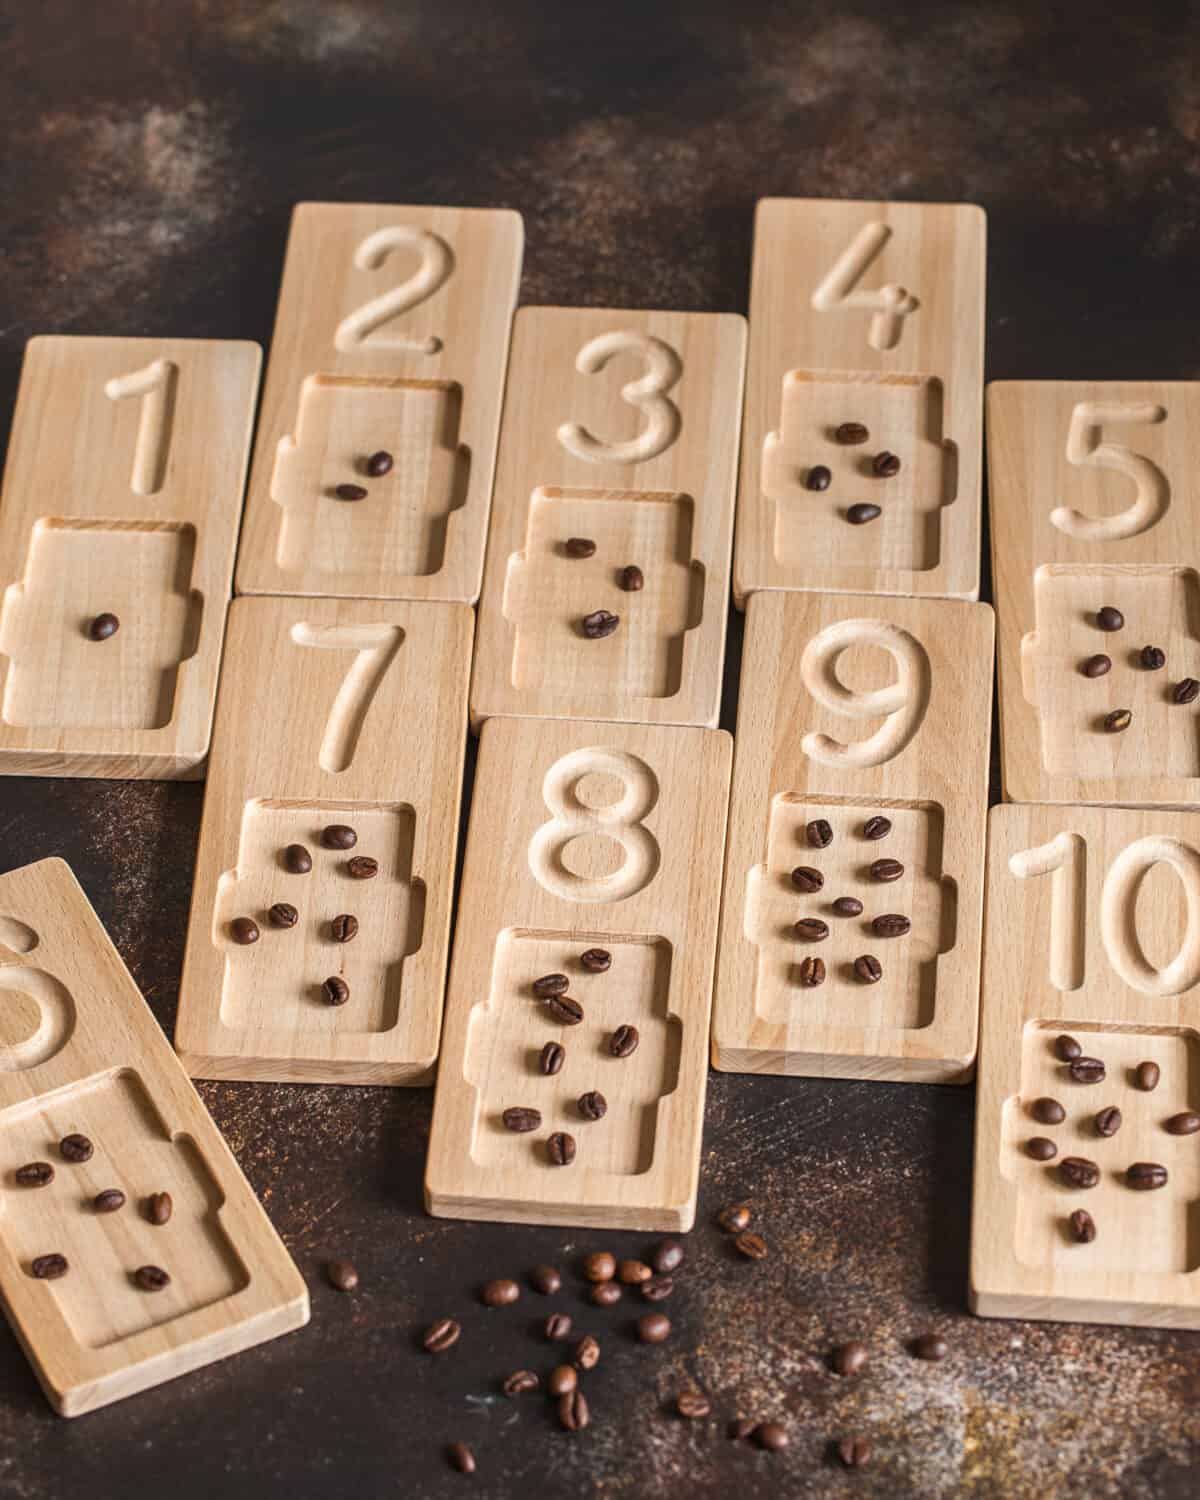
left=471, top=305, right=746, bottom=729
left=972, top=803, right=1200, bottom=1328
left=712, top=591, right=993, bottom=1081
left=0, top=858, right=308, bottom=1415
left=989, top=381, right=1200, bottom=807
left=734, top=197, right=985, bottom=604
left=0, top=336, right=260, bottom=779
left=175, top=596, right=472, bottom=1085
left=235, top=202, right=523, bottom=603
left=426, top=716, right=731, bottom=1230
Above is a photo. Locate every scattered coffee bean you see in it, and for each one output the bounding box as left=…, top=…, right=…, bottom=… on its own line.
left=1135, top=1060, right=1160, bottom=1091
left=565, top=537, right=597, bottom=559
left=1103, top=709, right=1132, bottom=733
left=502, top=1107, right=542, bottom=1133
left=1174, top=678, right=1200, bottom=705
left=547, top=1132, right=576, bottom=1166
left=284, top=844, right=312, bottom=874
left=146, top=1191, right=172, bottom=1226
left=93, top=1188, right=125, bottom=1213
left=618, top=1260, right=652, bottom=1286
left=651, top=1239, right=684, bottom=1274
left=268, top=902, right=299, bottom=929
left=584, top=1251, right=616, bottom=1282
left=1031, top=1097, right=1066, bottom=1125
left=539, top=1041, right=565, bottom=1076
left=728, top=1418, right=758, bottom=1441
left=423, top=1317, right=461, bottom=1353
left=610, top=1024, right=639, bottom=1058
left=717, top=1204, right=751, bottom=1233
left=755, top=1422, right=790, bottom=1452
left=88, top=612, right=120, bottom=641
left=1069, top=1209, right=1097, bottom=1244
left=365, top=450, right=393, bottom=477
left=1055, top=1034, right=1082, bottom=1062
left=863, top=816, right=892, bottom=841
left=574, top=1334, right=600, bottom=1370
left=447, top=1442, right=475, bottom=1475
left=677, top=1391, right=711, bottom=1419
left=323, top=975, right=350, bottom=1005
left=532, top=972, right=569, bottom=997
left=1096, top=606, right=1125, bottom=632
left=870, top=858, right=905, bottom=883
left=1165, top=1112, right=1200, bottom=1136
left=230, top=917, right=260, bottom=945
left=791, top=865, right=824, bottom=893
left=794, top=917, right=829, bottom=941
left=582, top=610, right=619, bottom=639
left=871, top=450, right=901, bottom=478
left=642, top=1275, right=674, bottom=1301
left=134, top=1265, right=170, bottom=1292
left=807, top=819, right=834, bottom=848
left=580, top=948, right=612, bottom=973
left=579, top=1091, right=607, bottom=1121
left=1026, top=1137, right=1057, bottom=1161
left=322, top=824, right=357, bottom=850
left=31, top=1253, right=68, bottom=1280
left=735, top=1231, right=768, bottom=1261
left=335, top=483, right=368, bottom=501
left=1058, top=1156, right=1100, bottom=1189
left=1140, top=645, right=1166, bottom=670
left=503, top=1369, right=539, bottom=1397
left=330, top=913, right=358, bottom=943
left=558, top=1390, right=589, bottom=1431
left=835, top=422, right=869, bottom=445
left=480, top=1278, right=520, bottom=1308
left=15, top=1162, right=53, bottom=1187
left=1094, top=1107, right=1122, bottom=1138
left=798, top=957, right=826, bottom=987
left=346, top=856, right=378, bottom=880
left=833, top=896, right=864, bottom=917
left=912, top=1333, right=948, bottom=1362
left=871, top=914, right=910, bottom=938
left=1082, top=654, right=1112, bottom=678
left=545, top=1313, right=573, bottom=1341
left=547, top=995, right=585, bottom=1026
left=846, top=503, right=882, bottom=525
left=638, top=1311, right=671, bottom=1343
left=60, top=1134, right=93, bottom=1164
left=1069, top=1057, right=1105, bottom=1084
left=618, top=565, right=644, bottom=592
left=838, top=1436, right=872, bottom=1469
left=326, top=1259, right=358, bottom=1292
left=806, top=465, right=832, bottom=492
left=548, top=1364, right=577, bottom=1397
left=853, top=954, right=883, bottom=984
left=1126, top=1162, right=1168, bottom=1190
left=591, top=1281, right=621, bottom=1306
left=832, top=1341, right=868, bottom=1376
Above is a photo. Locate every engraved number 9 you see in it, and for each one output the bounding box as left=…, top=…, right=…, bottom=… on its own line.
left=800, top=620, right=931, bottom=770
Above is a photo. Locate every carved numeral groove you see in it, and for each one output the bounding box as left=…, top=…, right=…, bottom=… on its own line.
left=104, top=359, right=179, bottom=495
left=811, top=222, right=919, bottom=351
left=334, top=227, right=454, bottom=355
left=800, top=620, right=931, bottom=769
left=528, top=748, right=660, bottom=902
left=1055, top=401, right=1169, bottom=541
left=1009, top=833, right=1086, bottom=992
left=290, top=623, right=404, bottom=773
left=557, top=332, right=683, bottom=465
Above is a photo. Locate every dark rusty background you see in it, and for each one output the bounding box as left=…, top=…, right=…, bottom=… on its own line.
left=1, top=1, right=1199, bottom=1495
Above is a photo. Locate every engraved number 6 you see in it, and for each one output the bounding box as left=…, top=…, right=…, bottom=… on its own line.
left=557, top=332, right=682, bottom=465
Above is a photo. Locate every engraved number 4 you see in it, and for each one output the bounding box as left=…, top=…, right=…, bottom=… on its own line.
left=811, top=222, right=919, bottom=352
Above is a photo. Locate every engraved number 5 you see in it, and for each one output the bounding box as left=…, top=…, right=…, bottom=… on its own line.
left=557, top=332, right=682, bottom=465
left=1055, top=401, right=1169, bottom=541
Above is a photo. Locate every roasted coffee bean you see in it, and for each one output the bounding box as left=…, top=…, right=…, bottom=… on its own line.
left=642, top=1276, right=674, bottom=1301
left=423, top=1317, right=461, bottom=1353
left=447, top=1443, right=475, bottom=1475
left=1026, top=1137, right=1057, bottom=1161
left=1127, top=1162, right=1168, bottom=1190
left=870, top=858, right=905, bottom=883
left=798, top=957, right=826, bottom=987
left=638, top=1311, right=671, bottom=1343
left=1174, top=678, right=1200, bottom=705
left=334, top=483, right=368, bottom=501
left=365, top=450, right=393, bottom=477
left=539, top=1041, right=565, bottom=1076
left=735, top=1231, right=768, bottom=1261
left=565, top=537, right=597, bottom=559
left=31, top=1254, right=68, bottom=1280
left=230, top=916, right=260, bottom=945
left=1095, top=1107, right=1122, bottom=1138
left=581, top=610, right=619, bottom=639
left=863, top=815, right=892, bottom=840
left=912, top=1333, right=948, bottom=1362
left=545, top=1313, right=574, bottom=1340
left=618, top=565, right=644, bottom=592
left=503, top=1369, right=540, bottom=1397
left=533, top=973, right=569, bottom=998
left=1082, top=654, right=1112, bottom=678
left=1031, top=1097, right=1065, bottom=1125
left=88, top=612, right=120, bottom=641
left=1055, top=1034, right=1082, bottom=1062
left=326, top=1259, right=358, bottom=1292
left=794, top=917, right=829, bottom=941
left=717, top=1204, right=751, bottom=1233
left=1140, top=645, right=1166, bottom=670
left=322, top=824, right=357, bottom=850
left=1135, top=1060, right=1160, bottom=1091
left=480, top=1278, right=520, bottom=1307
left=578, top=1091, right=607, bottom=1121
left=791, top=865, right=824, bottom=893
left=94, top=1188, right=125, bottom=1213
left=1059, top=1156, right=1100, bottom=1189
left=1103, top=708, right=1133, bottom=733
left=591, top=1280, right=621, bottom=1306
left=146, top=1191, right=172, bottom=1226
left=806, top=818, right=834, bottom=848
left=1097, top=606, right=1125, bottom=632
left=330, top=913, right=358, bottom=943
left=728, top=1418, right=758, bottom=1441
left=838, top=1437, right=872, bottom=1469
left=1069, top=1209, right=1097, bottom=1244
left=547, top=994, right=584, bottom=1026
left=530, top=1263, right=561, bottom=1296
left=60, top=1134, right=93, bottom=1164
left=547, top=1132, right=576, bottom=1166
left=558, top=1390, right=589, bottom=1431
left=872, top=914, right=910, bottom=938
left=547, top=1364, right=577, bottom=1397
left=618, top=1260, right=652, bottom=1286
left=1165, top=1112, right=1200, bottom=1136
left=580, top=948, right=612, bottom=973
left=502, top=1107, right=541, bottom=1133
left=755, top=1422, right=790, bottom=1452
left=584, top=1251, right=616, bottom=1282
left=652, top=1239, right=684, bottom=1274
left=806, top=465, right=832, bottom=492
left=268, top=901, right=299, bottom=929
left=872, top=450, right=901, bottom=477
left=677, top=1391, right=711, bottom=1419
left=284, top=843, right=312, bottom=874
left=322, top=975, right=350, bottom=1005
left=835, top=421, right=870, bottom=445
left=833, top=896, right=864, bottom=917
left=853, top=954, right=883, bottom=984
left=610, top=1024, right=639, bottom=1058
left=346, top=856, right=378, bottom=880
left=15, top=1162, right=53, bottom=1187
left=847, top=503, right=882, bottom=525
left=134, top=1265, right=170, bottom=1292
left=1069, top=1057, right=1106, bottom=1084
left=832, top=1341, right=868, bottom=1376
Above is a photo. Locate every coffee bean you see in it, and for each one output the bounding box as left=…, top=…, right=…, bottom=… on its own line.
left=322, top=824, right=357, bottom=850
left=618, top=1260, right=652, bottom=1285
left=912, top=1333, right=948, bottom=1362
left=322, top=975, right=350, bottom=1005
left=642, top=1275, right=674, bottom=1302
left=146, top=1191, right=172, bottom=1226
left=1026, top=1137, right=1057, bottom=1161
left=1126, top=1162, right=1168, bottom=1190
left=87, top=611, right=120, bottom=641
left=15, top=1162, right=53, bottom=1187
left=365, top=450, right=393, bottom=477
left=503, top=1369, right=539, bottom=1397
left=1135, top=1060, right=1160, bottom=1091
left=584, top=1251, right=616, bottom=1282
left=447, top=1442, right=475, bottom=1475
left=533, top=973, right=569, bottom=997
left=637, top=1311, right=671, bottom=1343
left=832, top=1340, right=868, bottom=1376
left=230, top=917, right=260, bottom=945
left=833, top=896, right=864, bottom=917
left=846, top=503, right=882, bottom=525
left=1058, top=1156, right=1100, bottom=1189
left=284, top=844, right=312, bottom=874
left=651, top=1239, right=684, bottom=1274
left=580, top=948, right=612, bottom=973
left=734, top=1231, right=768, bottom=1261
left=330, top=913, right=358, bottom=943
left=539, top=1041, right=565, bottom=1076
left=1069, top=1057, right=1105, bottom=1084
left=728, top=1418, right=758, bottom=1441
left=60, top=1134, right=93, bottom=1164
left=335, top=483, right=367, bottom=501
left=326, top=1259, right=358, bottom=1292
left=863, top=816, right=892, bottom=840
left=93, top=1188, right=125, bottom=1213
left=835, top=422, right=869, bottom=445
left=1096, top=606, right=1125, bottom=632
left=548, top=994, right=584, bottom=1026
left=806, top=819, right=834, bottom=848
left=872, top=450, right=901, bottom=477
left=579, top=1091, right=607, bottom=1121
left=791, top=865, right=824, bottom=893
left=798, top=957, right=826, bottom=987
left=1103, top=709, right=1132, bottom=733
left=480, top=1278, right=520, bottom=1308
left=794, top=917, right=829, bottom=941
left=1174, top=678, right=1200, bottom=705
left=871, top=914, right=910, bottom=938
left=853, top=954, right=883, bottom=984
left=591, top=1281, right=621, bottom=1306
left=618, top=565, right=644, bottom=592
left=31, top=1253, right=68, bottom=1280
left=1140, top=645, right=1166, bottom=670
left=423, top=1317, right=461, bottom=1353
left=677, top=1391, right=711, bottom=1419
left=582, top=610, right=619, bottom=639
left=548, top=1364, right=577, bottom=1397
left=717, top=1204, right=751, bottom=1233
left=547, top=1132, right=576, bottom=1166
left=870, top=858, right=905, bottom=883
left=755, top=1422, right=790, bottom=1452
left=610, top=1024, right=639, bottom=1057
left=1055, top=1034, right=1082, bottom=1062
left=502, top=1107, right=541, bottom=1133
left=1031, top=1097, right=1065, bottom=1125
left=806, top=465, right=832, bottom=491
left=1069, top=1209, right=1097, bottom=1244
left=1082, top=654, right=1112, bottom=678
left=565, top=537, right=597, bottom=559
left=558, top=1390, right=589, bottom=1431
left=1094, top=1107, right=1122, bottom=1138
left=545, top=1313, right=574, bottom=1340
left=838, top=1436, right=872, bottom=1469
left=1165, top=1112, right=1200, bottom=1136
left=134, top=1265, right=170, bottom=1292
left=268, top=902, right=298, bottom=929
left=346, top=856, right=378, bottom=880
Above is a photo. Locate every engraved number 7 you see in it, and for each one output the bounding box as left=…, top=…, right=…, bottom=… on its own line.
left=290, top=623, right=403, bottom=774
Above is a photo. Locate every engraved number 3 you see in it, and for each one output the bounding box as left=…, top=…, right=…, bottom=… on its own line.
left=334, top=226, right=455, bottom=355
left=528, top=749, right=660, bottom=903
left=557, top=332, right=682, bottom=465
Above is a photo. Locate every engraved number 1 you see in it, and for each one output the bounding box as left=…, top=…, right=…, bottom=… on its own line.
left=104, top=358, right=179, bottom=495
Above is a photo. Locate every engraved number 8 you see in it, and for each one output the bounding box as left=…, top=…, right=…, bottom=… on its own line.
left=528, top=749, right=660, bottom=903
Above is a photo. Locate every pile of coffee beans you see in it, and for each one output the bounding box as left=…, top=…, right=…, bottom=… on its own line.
left=560, top=533, right=647, bottom=641
left=798, top=422, right=902, bottom=527
left=1079, top=602, right=1198, bottom=730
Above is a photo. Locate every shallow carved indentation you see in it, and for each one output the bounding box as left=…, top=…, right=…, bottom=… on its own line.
left=799, top=618, right=931, bottom=770
left=0, top=966, right=74, bottom=1071
left=1054, top=401, right=1169, bottom=541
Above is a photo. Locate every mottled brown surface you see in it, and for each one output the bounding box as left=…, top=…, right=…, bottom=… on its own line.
left=1, top=1, right=1199, bottom=1494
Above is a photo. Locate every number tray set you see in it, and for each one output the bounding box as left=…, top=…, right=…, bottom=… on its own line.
left=0, top=196, right=1195, bottom=1416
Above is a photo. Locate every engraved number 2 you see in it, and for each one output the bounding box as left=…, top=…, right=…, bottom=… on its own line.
left=334, top=227, right=454, bottom=355
left=104, top=358, right=179, bottom=495
left=290, top=623, right=404, bottom=774
left=1055, top=401, right=1169, bottom=541
left=799, top=621, right=930, bottom=770
left=557, top=332, right=682, bottom=465
left=811, top=222, right=919, bottom=352
left=528, top=749, right=660, bottom=903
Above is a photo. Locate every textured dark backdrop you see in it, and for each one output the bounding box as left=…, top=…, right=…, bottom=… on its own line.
left=1, top=2, right=1199, bottom=1496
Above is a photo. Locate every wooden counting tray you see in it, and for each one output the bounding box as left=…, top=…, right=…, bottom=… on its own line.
left=425, top=716, right=731, bottom=1230
left=0, top=336, right=260, bottom=779
left=734, top=197, right=985, bottom=604
left=471, top=305, right=745, bottom=729
left=235, top=203, right=523, bottom=604
left=989, top=381, right=1200, bottom=807
left=0, top=858, right=307, bottom=1414
left=712, top=591, right=993, bottom=1082
left=174, top=595, right=472, bottom=1085
left=972, top=803, right=1200, bottom=1328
